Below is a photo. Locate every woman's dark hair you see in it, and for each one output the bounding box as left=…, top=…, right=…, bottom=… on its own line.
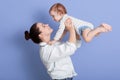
left=24, top=23, right=42, bottom=44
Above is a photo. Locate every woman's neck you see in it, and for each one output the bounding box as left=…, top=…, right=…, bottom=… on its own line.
left=42, top=35, right=51, bottom=43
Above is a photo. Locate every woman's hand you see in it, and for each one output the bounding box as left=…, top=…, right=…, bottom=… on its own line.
left=64, top=18, right=74, bottom=31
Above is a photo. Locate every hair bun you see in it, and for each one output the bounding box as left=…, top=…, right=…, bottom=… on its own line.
left=24, top=31, right=30, bottom=40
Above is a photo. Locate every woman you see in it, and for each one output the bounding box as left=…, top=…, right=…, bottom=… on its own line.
left=24, top=19, right=81, bottom=80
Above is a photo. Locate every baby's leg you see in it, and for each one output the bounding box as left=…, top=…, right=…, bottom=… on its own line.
left=82, top=28, right=94, bottom=42
left=82, top=24, right=112, bottom=42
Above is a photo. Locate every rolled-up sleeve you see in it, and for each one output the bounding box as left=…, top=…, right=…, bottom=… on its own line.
left=47, top=42, right=77, bottom=62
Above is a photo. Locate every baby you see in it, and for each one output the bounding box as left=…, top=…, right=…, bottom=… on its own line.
left=48, top=3, right=112, bottom=44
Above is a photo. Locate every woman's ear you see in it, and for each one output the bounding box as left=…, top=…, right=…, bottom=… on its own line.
left=38, top=34, right=42, bottom=38
left=39, top=33, right=45, bottom=39
left=39, top=33, right=46, bottom=42
left=39, top=34, right=44, bottom=41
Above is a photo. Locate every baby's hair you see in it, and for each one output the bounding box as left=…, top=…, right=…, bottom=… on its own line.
left=49, top=3, right=67, bottom=14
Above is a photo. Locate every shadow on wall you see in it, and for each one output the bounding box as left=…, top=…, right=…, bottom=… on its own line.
left=12, top=30, right=50, bottom=80
left=32, top=9, right=51, bottom=24
left=12, top=10, right=52, bottom=80
left=32, top=9, right=59, bottom=30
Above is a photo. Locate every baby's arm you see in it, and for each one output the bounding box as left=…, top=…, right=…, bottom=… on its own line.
left=48, top=30, right=67, bottom=45
left=54, top=23, right=65, bottom=41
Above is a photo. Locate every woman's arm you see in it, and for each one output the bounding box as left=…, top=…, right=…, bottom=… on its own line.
left=44, top=18, right=77, bottom=62
left=65, top=18, right=76, bottom=44
left=59, top=30, right=67, bottom=41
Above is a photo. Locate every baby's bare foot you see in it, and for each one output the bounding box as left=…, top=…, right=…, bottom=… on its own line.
left=101, top=23, right=112, bottom=31
left=95, top=23, right=112, bottom=37
left=97, top=26, right=108, bottom=33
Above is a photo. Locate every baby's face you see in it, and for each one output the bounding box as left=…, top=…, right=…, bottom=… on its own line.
left=50, top=11, right=63, bottom=22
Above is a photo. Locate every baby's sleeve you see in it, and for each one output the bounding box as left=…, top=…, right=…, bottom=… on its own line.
left=54, top=23, right=65, bottom=41
left=79, top=20, right=94, bottom=29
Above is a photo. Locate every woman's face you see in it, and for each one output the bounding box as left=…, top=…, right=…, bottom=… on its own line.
left=37, top=23, right=53, bottom=40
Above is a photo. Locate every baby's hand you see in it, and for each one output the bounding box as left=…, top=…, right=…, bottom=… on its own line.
left=48, top=40, right=57, bottom=45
